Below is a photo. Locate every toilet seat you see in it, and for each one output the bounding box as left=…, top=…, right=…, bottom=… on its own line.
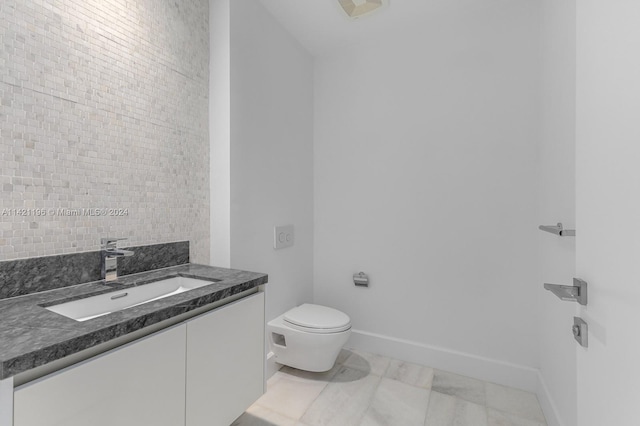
left=268, top=303, right=352, bottom=371
left=284, top=304, right=351, bottom=334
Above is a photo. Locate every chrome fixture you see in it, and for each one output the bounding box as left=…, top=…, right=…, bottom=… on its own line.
left=101, top=237, right=134, bottom=282
left=353, top=272, right=369, bottom=287
left=538, top=222, right=576, bottom=237
left=544, top=278, right=588, bottom=305
left=573, top=317, right=588, bottom=347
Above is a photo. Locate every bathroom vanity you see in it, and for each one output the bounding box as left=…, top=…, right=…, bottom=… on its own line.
left=0, top=263, right=268, bottom=426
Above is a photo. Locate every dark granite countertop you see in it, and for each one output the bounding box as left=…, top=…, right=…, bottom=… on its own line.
left=0, top=264, right=268, bottom=380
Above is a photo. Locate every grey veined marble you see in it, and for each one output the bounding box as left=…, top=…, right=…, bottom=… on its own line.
left=0, top=263, right=268, bottom=379
left=0, top=251, right=102, bottom=300
left=0, top=241, right=190, bottom=300
left=118, top=241, right=189, bottom=276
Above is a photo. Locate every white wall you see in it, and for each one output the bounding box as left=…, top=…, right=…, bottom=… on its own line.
left=537, top=1, right=577, bottom=425
left=575, top=1, right=640, bottom=425
left=313, top=2, right=541, bottom=379
left=210, top=0, right=231, bottom=268
left=229, top=0, right=314, bottom=323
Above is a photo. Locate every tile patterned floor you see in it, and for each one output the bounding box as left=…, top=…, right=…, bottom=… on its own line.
left=232, top=349, right=547, bottom=426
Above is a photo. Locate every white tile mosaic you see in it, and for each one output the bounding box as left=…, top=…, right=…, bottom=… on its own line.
left=0, top=0, right=210, bottom=262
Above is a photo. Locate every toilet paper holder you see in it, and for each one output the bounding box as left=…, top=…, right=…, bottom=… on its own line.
left=353, top=272, right=369, bottom=287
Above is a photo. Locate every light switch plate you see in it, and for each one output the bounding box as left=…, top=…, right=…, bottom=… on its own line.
left=274, top=225, right=294, bottom=249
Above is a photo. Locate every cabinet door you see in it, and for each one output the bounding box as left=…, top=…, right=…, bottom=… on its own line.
left=14, top=325, right=186, bottom=426
left=186, top=292, right=265, bottom=426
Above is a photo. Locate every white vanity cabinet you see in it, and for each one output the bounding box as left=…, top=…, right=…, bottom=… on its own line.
left=11, top=290, right=265, bottom=426
left=186, top=292, right=265, bottom=426
left=14, top=325, right=187, bottom=426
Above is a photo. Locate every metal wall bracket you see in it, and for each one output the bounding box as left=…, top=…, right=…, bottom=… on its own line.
left=353, top=272, right=369, bottom=287
left=573, top=317, right=588, bottom=347
left=544, top=278, right=588, bottom=305
left=538, top=222, right=576, bottom=237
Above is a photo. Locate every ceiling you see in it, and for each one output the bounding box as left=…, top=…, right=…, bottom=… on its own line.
left=256, top=0, right=521, bottom=57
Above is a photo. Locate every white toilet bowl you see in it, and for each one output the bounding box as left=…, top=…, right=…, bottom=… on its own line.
left=267, top=304, right=351, bottom=372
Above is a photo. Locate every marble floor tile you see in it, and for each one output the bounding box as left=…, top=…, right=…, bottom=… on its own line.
left=301, top=366, right=382, bottom=426
left=343, top=350, right=391, bottom=376
left=431, top=370, right=486, bottom=405
left=267, top=371, right=285, bottom=390
left=424, top=391, right=488, bottom=426
left=487, top=408, right=547, bottom=426
left=280, top=364, right=341, bottom=384
left=243, top=355, right=546, bottom=426
left=384, top=359, right=434, bottom=389
left=255, top=375, right=328, bottom=420
left=232, top=405, right=298, bottom=426
left=485, top=383, right=546, bottom=423
left=336, top=348, right=354, bottom=365
left=360, top=377, right=430, bottom=426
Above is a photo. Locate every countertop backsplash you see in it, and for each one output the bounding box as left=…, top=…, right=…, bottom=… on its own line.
left=0, top=241, right=189, bottom=300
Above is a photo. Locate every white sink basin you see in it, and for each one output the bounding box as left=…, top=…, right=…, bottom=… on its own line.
left=45, top=276, right=217, bottom=322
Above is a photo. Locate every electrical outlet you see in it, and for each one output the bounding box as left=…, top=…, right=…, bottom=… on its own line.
left=274, top=225, right=294, bottom=249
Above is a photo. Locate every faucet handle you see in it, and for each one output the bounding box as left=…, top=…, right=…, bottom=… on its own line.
left=101, top=237, right=128, bottom=250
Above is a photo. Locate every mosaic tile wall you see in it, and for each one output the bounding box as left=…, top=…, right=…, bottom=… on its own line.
left=0, top=0, right=210, bottom=262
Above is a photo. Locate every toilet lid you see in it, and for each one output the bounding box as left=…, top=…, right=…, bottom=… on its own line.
left=284, top=304, right=351, bottom=332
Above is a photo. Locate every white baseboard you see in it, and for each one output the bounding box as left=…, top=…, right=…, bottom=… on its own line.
left=347, top=329, right=539, bottom=393
left=536, top=371, right=566, bottom=426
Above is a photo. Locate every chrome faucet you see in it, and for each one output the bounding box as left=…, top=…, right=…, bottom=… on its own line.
left=101, top=237, right=134, bottom=282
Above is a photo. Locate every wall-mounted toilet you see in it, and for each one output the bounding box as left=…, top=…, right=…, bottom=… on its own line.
left=268, top=304, right=351, bottom=372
